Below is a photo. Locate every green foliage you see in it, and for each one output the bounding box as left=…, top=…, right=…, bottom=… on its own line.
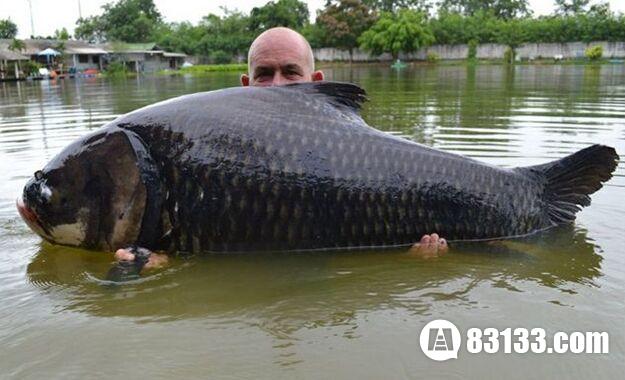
left=75, top=17, right=106, bottom=42
left=8, top=38, right=26, bottom=53
left=22, top=61, right=42, bottom=76
left=430, top=9, right=625, bottom=45
left=300, top=23, right=326, bottom=48
left=197, top=10, right=254, bottom=62
left=75, top=0, right=162, bottom=43
left=585, top=45, right=603, bottom=60
left=496, top=18, right=526, bottom=48
left=438, top=0, right=532, bottom=20
left=0, top=18, right=18, bottom=39
left=211, top=50, right=232, bottom=64
left=154, top=22, right=203, bottom=55
left=503, top=46, right=515, bottom=64
left=54, top=41, right=66, bottom=57
left=426, top=52, right=440, bottom=62
left=64, top=0, right=625, bottom=64
left=362, top=0, right=430, bottom=13
left=54, top=27, right=71, bottom=40
left=554, top=0, right=590, bottom=15
left=104, top=61, right=129, bottom=77
left=430, top=10, right=500, bottom=45
left=316, top=0, right=377, bottom=56
left=249, top=0, right=309, bottom=31
left=175, top=63, right=248, bottom=74
left=467, top=39, right=478, bottom=59
left=359, top=10, right=434, bottom=59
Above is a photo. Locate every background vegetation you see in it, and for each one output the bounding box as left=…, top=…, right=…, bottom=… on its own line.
left=2, top=0, right=624, bottom=63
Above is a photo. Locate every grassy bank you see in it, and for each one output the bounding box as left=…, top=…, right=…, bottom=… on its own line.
left=160, top=63, right=247, bottom=76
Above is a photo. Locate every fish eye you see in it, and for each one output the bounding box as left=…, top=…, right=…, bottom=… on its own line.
left=34, top=170, right=44, bottom=181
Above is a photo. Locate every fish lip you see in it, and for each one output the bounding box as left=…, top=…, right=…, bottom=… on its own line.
left=16, top=196, right=48, bottom=237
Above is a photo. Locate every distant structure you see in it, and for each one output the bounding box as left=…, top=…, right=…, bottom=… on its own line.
left=0, top=39, right=187, bottom=79
left=101, top=42, right=187, bottom=73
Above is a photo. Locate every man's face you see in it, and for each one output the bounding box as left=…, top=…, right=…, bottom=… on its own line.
left=241, top=29, right=323, bottom=87
left=251, top=61, right=309, bottom=87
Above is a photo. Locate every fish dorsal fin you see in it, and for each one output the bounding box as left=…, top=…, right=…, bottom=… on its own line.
left=283, top=81, right=367, bottom=113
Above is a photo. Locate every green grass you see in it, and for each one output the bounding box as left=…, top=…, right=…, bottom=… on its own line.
left=160, top=63, right=248, bottom=75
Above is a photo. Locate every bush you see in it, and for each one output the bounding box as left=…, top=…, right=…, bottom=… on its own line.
left=426, top=52, right=440, bottom=63
left=467, top=39, right=478, bottom=59
left=104, top=61, right=129, bottom=77
left=585, top=45, right=603, bottom=60
left=211, top=50, right=232, bottom=64
left=21, top=61, right=41, bottom=76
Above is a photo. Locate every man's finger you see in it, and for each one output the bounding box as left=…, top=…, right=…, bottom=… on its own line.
left=114, top=248, right=135, bottom=261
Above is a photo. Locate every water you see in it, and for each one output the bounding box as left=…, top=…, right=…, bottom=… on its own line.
left=0, top=64, right=623, bottom=378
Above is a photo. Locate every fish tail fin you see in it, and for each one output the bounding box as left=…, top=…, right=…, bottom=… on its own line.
left=521, top=145, right=619, bottom=225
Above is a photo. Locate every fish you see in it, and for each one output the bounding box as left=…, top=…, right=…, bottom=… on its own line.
left=16, top=82, right=620, bottom=254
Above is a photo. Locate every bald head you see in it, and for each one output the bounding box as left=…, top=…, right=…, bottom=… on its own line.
left=241, top=27, right=323, bottom=87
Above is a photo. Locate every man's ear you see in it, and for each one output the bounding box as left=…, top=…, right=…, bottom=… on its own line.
left=312, top=70, right=324, bottom=82
left=240, top=74, right=250, bottom=86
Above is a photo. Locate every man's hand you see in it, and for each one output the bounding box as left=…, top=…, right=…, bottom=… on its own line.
left=409, top=233, right=448, bottom=258
left=114, top=248, right=168, bottom=270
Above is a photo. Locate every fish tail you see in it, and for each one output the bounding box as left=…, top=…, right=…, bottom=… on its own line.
left=522, top=145, right=619, bottom=225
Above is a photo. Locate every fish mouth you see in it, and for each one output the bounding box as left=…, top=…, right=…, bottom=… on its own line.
left=16, top=196, right=49, bottom=238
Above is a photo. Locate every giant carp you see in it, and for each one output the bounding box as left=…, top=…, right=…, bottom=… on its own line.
left=17, top=82, right=619, bottom=254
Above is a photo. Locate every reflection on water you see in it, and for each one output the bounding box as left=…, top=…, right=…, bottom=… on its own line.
left=26, top=226, right=601, bottom=323
left=1, top=64, right=624, bottom=378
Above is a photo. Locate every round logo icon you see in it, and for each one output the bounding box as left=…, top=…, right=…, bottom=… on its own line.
left=419, top=319, right=461, bottom=361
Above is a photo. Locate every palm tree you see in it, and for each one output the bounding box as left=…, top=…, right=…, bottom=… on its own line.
left=8, top=38, right=26, bottom=53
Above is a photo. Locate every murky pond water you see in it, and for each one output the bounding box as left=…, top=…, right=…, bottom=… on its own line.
left=1, top=64, right=623, bottom=378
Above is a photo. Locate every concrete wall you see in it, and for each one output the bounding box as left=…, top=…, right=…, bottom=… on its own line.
left=111, top=52, right=171, bottom=72
left=313, top=41, right=625, bottom=62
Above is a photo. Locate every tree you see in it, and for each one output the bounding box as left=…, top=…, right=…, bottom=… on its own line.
left=300, top=23, right=326, bottom=48
left=54, top=27, right=71, bottom=40
left=0, top=19, right=18, bottom=39
left=554, top=0, right=590, bottom=15
left=438, top=0, right=532, bottom=20
left=249, top=0, right=309, bottom=31
left=496, top=18, right=526, bottom=63
left=75, top=16, right=106, bottom=42
left=8, top=38, right=25, bottom=53
left=197, top=9, right=254, bottom=63
left=154, top=22, right=204, bottom=55
left=316, top=0, right=377, bottom=60
left=362, top=0, right=429, bottom=13
left=74, top=0, right=162, bottom=42
left=359, top=9, right=434, bottom=59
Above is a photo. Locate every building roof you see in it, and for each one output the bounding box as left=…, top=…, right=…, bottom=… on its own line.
left=0, top=39, right=108, bottom=56
left=163, top=52, right=187, bottom=58
left=0, top=49, right=29, bottom=61
left=0, top=39, right=184, bottom=59
left=103, top=42, right=163, bottom=53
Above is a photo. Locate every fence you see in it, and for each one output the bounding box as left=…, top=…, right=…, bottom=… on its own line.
left=313, top=41, right=625, bottom=62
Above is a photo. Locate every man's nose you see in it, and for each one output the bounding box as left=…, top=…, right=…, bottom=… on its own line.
left=272, top=72, right=289, bottom=86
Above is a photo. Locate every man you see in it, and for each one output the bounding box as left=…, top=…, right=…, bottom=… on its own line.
left=240, top=27, right=324, bottom=87
left=115, top=28, right=446, bottom=270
